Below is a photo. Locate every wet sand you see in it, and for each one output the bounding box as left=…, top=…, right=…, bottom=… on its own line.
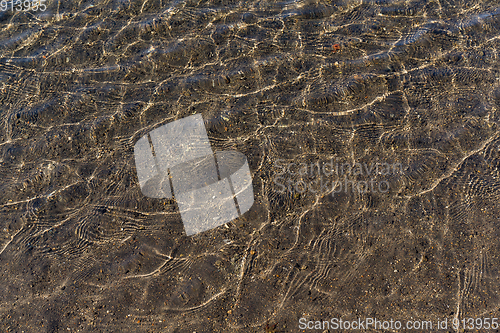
left=1, top=0, right=500, bottom=332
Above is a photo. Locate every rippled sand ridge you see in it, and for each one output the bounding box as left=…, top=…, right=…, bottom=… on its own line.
left=1, top=0, right=500, bottom=332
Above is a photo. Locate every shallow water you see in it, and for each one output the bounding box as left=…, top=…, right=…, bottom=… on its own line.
left=1, top=0, right=500, bottom=332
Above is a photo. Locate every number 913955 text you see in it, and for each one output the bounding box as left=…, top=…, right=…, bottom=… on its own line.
left=1, top=0, right=47, bottom=12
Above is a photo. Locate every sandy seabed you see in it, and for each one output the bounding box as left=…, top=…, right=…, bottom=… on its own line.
left=1, top=0, right=500, bottom=332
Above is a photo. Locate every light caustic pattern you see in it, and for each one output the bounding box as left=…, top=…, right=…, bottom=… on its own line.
left=0, top=0, right=500, bottom=332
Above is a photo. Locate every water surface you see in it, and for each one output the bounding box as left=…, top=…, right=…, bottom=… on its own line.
left=1, top=0, right=500, bottom=332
